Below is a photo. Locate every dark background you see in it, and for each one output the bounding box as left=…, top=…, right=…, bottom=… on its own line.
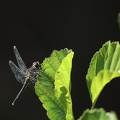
left=1, top=0, right=120, bottom=120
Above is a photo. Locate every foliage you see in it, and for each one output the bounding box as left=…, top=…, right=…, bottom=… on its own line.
left=86, top=41, right=120, bottom=109
left=78, top=108, right=118, bottom=120
left=35, top=41, right=120, bottom=120
left=35, top=48, right=74, bottom=120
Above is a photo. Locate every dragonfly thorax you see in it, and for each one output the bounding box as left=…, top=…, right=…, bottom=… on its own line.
left=24, top=61, right=39, bottom=83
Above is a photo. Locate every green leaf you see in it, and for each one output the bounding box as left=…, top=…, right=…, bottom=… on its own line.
left=86, top=41, right=120, bottom=108
left=78, top=108, right=118, bottom=120
left=35, top=48, right=74, bottom=120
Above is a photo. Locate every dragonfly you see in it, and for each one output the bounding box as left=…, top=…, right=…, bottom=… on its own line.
left=9, top=46, right=40, bottom=105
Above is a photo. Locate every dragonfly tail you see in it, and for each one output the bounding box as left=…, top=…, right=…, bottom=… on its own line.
left=12, top=81, right=29, bottom=105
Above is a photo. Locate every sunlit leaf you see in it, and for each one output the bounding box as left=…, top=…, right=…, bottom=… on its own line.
left=78, top=108, right=118, bottom=120
left=86, top=41, right=120, bottom=108
left=35, top=48, right=74, bottom=120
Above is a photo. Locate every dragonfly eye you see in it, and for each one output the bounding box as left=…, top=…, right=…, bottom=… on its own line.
left=32, top=61, right=40, bottom=69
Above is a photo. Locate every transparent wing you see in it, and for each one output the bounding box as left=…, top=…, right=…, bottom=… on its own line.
left=9, top=61, right=25, bottom=84
left=13, top=46, right=27, bottom=73
left=28, top=77, right=37, bottom=90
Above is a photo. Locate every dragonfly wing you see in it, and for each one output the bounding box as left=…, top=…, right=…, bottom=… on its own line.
left=13, top=46, right=27, bottom=73
left=28, top=77, right=37, bottom=90
left=29, top=82, right=35, bottom=90
left=9, top=61, right=25, bottom=84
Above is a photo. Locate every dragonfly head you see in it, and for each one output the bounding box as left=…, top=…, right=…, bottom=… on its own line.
left=32, top=61, right=40, bottom=70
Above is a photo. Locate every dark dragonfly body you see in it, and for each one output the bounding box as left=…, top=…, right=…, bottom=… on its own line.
left=9, top=46, right=39, bottom=105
